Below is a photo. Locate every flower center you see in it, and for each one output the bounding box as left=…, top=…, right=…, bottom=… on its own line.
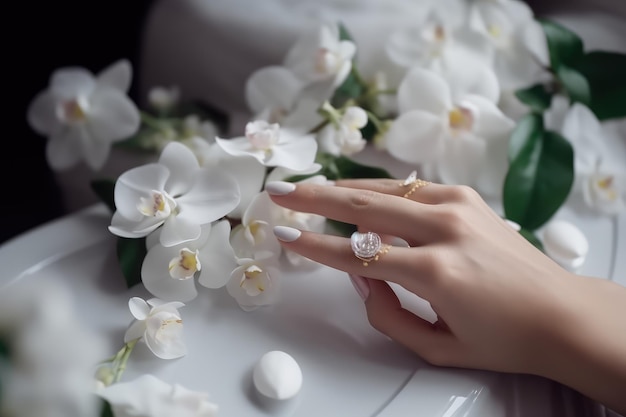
left=315, top=48, right=340, bottom=75
left=593, top=175, right=618, bottom=201
left=245, top=120, right=280, bottom=150
left=137, top=190, right=176, bottom=219
left=240, top=265, right=268, bottom=296
left=448, top=105, right=475, bottom=132
left=156, top=318, right=183, bottom=343
left=168, top=248, right=201, bottom=280
left=57, top=97, right=89, bottom=124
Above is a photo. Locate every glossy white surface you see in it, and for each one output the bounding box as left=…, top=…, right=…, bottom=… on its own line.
left=1, top=181, right=624, bottom=416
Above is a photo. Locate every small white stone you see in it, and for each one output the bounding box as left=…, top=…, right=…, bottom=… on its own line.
left=542, top=220, right=589, bottom=272
left=253, top=350, right=303, bottom=400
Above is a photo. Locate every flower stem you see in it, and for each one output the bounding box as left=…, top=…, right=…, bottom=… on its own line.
left=109, top=339, right=139, bottom=384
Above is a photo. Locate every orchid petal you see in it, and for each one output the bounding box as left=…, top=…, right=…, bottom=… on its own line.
left=142, top=243, right=199, bottom=302
left=464, top=95, right=515, bottom=141
left=128, top=297, right=150, bottom=320
left=124, top=320, right=146, bottom=343
left=114, top=164, right=170, bottom=221
left=49, top=67, right=95, bottom=100
left=88, top=89, right=140, bottom=142
left=143, top=324, right=187, bottom=360
left=175, top=167, right=240, bottom=225
left=159, top=215, right=201, bottom=247
left=265, top=135, right=318, bottom=170
left=245, top=66, right=302, bottom=114
left=81, top=133, right=111, bottom=170
left=440, top=49, right=500, bottom=103
left=27, top=91, right=63, bottom=136
left=385, top=110, right=447, bottom=164
left=398, top=67, right=451, bottom=115
left=97, top=59, right=132, bottom=92
left=437, top=133, right=486, bottom=187
left=108, top=211, right=163, bottom=238
left=159, top=142, right=200, bottom=196
left=197, top=220, right=238, bottom=289
left=45, top=128, right=85, bottom=170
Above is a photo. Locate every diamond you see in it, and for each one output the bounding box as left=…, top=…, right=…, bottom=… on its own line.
left=350, top=231, right=382, bottom=261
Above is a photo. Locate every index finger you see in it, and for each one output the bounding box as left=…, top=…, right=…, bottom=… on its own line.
left=265, top=181, right=445, bottom=246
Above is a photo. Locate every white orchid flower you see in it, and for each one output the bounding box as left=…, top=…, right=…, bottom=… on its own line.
left=284, top=21, right=356, bottom=88
left=385, top=67, right=514, bottom=196
left=215, top=120, right=318, bottom=171
left=194, top=142, right=267, bottom=220
left=141, top=220, right=238, bottom=302
left=558, top=103, right=626, bottom=215
left=0, top=281, right=105, bottom=417
left=245, top=65, right=323, bottom=132
left=230, top=192, right=282, bottom=260
left=98, top=374, right=218, bottom=417
left=469, top=0, right=549, bottom=90
left=317, top=106, right=368, bottom=156
left=262, top=175, right=328, bottom=267
left=124, top=297, right=187, bottom=359
left=26, top=59, right=140, bottom=171
left=386, top=4, right=488, bottom=69
left=226, top=251, right=282, bottom=311
left=108, top=141, right=241, bottom=247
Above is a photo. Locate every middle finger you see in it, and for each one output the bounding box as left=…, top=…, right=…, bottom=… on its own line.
left=266, top=181, right=444, bottom=246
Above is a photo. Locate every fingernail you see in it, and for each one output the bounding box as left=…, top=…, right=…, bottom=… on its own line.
left=273, top=226, right=301, bottom=242
left=265, top=181, right=296, bottom=195
left=349, top=274, right=370, bottom=301
left=325, top=179, right=336, bottom=186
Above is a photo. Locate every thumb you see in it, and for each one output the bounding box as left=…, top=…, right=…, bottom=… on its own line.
left=349, top=274, right=458, bottom=366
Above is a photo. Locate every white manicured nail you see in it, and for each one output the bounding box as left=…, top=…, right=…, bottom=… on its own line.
left=265, top=181, right=296, bottom=195
left=273, top=226, right=301, bottom=242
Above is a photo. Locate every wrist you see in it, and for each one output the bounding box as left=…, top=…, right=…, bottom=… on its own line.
left=530, top=274, right=626, bottom=413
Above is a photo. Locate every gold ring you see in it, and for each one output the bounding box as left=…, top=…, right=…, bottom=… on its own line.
left=399, top=171, right=430, bottom=198
left=350, top=231, right=391, bottom=266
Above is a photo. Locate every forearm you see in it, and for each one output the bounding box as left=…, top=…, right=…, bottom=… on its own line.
left=535, top=275, right=626, bottom=414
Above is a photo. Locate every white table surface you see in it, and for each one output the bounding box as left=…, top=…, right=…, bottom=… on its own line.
left=1, top=164, right=623, bottom=416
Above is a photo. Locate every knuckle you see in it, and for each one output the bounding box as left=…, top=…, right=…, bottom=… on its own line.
left=417, top=247, right=461, bottom=289
left=348, top=190, right=380, bottom=212
left=436, top=206, right=468, bottom=236
left=447, top=185, right=479, bottom=203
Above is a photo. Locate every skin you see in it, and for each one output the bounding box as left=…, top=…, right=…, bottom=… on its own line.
left=266, top=178, right=626, bottom=414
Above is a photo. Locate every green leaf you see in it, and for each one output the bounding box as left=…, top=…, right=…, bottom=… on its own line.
left=573, top=51, right=626, bottom=120
left=117, top=237, right=147, bottom=288
left=503, top=130, right=574, bottom=231
left=337, top=21, right=354, bottom=42
left=519, top=228, right=544, bottom=252
left=331, top=22, right=365, bottom=107
left=539, top=18, right=584, bottom=69
left=327, top=219, right=357, bottom=237
left=91, top=179, right=117, bottom=213
left=508, top=113, right=543, bottom=162
left=333, top=155, right=394, bottom=179
left=331, top=68, right=365, bottom=108
left=515, top=84, right=553, bottom=112
left=286, top=153, right=393, bottom=183
left=556, top=65, right=591, bottom=105
left=0, top=337, right=9, bottom=359
left=99, top=399, right=115, bottom=417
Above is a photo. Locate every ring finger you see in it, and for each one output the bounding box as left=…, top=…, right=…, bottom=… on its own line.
left=273, top=228, right=440, bottom=299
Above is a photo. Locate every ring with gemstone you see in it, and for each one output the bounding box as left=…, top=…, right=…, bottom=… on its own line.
left=350, top=231, right=391, bottom=266
left=399, top=171, right=430, bottom=199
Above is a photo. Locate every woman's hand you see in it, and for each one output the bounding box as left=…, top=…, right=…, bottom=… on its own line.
left=265, top=178, right=626, bottom=413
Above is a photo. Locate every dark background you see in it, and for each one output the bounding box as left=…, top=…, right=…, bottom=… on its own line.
left=2, top=0, right=154, bottom=244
